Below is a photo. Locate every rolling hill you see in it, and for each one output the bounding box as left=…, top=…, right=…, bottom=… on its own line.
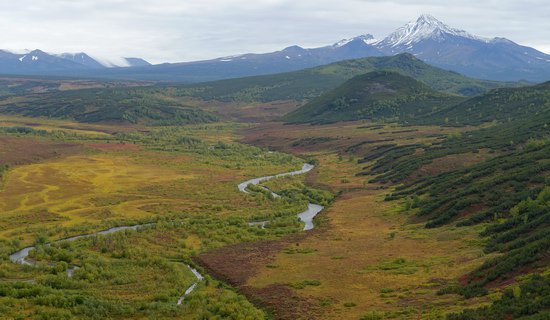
left=284, top=70, right=550, bottom=126
left=423, top=81, right=550, bottom=125
left=0, top=87, right=217, bottom=125
left=175, top=53, right=510, bottom=103
left=283, top=70, right=463, bottom=124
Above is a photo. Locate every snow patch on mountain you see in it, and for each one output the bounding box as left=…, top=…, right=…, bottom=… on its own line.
left=217, top=54, right=243, bottom=62
left=334, top=34, right=377, bottom=48
left=58, top=52, right=88, bottom=61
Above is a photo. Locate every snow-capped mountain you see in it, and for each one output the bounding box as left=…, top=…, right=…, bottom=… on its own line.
left=0, top=15, right=548, bottom=82
left=0, top=49, right=151, bottom=75
left=0, top=49, right=89, bottom=73
left=83, top=16, right=550, bottom=82
left=376, top=14, right=483, bottom=50
left=374, top=15, right=550, bottom=81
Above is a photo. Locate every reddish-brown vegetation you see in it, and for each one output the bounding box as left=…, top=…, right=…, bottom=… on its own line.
left=88, top=142, right=141, bottom=151
left=195, top=233, right=328, bottom=319
left=0, top=136, right=82, bottom=165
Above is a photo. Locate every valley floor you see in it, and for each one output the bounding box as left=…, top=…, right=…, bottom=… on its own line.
left=197, top=121, right=499, bottom=319
left=0, top=116, right=546, bottom=319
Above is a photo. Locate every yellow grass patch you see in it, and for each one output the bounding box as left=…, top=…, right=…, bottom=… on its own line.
left=0, top=154, right=196, bottom=243
left=248, top=188, right=491, bottom=318
left=0, top=115, right=118, bottom=136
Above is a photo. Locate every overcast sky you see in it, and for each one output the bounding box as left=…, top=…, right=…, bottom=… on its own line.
left=1, top=0, right=548, bottom=64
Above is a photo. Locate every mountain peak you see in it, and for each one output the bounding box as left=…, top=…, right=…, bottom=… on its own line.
left=28, top=49, right=48, bottom=55
left=377, top=15, right=482, bottom=48
left=417, top=14, right=440, bottom=24
left=282, top=45, right=305, bottom=52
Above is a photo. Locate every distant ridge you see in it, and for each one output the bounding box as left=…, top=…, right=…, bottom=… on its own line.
left=175, top=53, right=512, bottom=103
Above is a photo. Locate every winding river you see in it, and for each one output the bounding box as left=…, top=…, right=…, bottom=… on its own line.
left=9, top=162, right=323, bottom=304
left=239, top=163, right=324, bottom=231
left=9, top=224, right=152, bottom=266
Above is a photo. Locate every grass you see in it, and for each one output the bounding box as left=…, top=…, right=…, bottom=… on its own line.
left=247, top=187, right=490, bottom=318
left=234, top=121, right=500, bottom=319
left=367, top=258, right=420, bottom=275
left=1, top=88, right=546, bottom=319
left=291, top=279, right=322, bottom=289
left=0, top=154, right=195, bottom=243
left=0, top=116, right=311, bottom=319
left=234, top=111, right=548, bottom=318
left=0, top=127, right=308, bottom=247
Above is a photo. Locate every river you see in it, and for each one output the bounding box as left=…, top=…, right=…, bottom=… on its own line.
left=9, top=162, right=324, bottom=304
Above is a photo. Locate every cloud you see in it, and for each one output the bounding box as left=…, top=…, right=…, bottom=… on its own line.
left=0, top=0, right=547, bottom=63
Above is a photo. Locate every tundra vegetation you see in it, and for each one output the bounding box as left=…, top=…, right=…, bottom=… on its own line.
left=0, top=115, right=326, bottom=319
left=0, top=71, right=548, bottom=320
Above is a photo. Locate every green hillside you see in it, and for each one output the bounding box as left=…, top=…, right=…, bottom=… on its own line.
left=0, top=87, right=218, bottom=125
left=175, top=54, right=512, bottom=102
left=284, top=71, right=464, bottom=124
left=423, top=81, right=550, bottom=125
left=356, top=83, right=550, bottom=303
left=382, top=126, right=550, bottom=309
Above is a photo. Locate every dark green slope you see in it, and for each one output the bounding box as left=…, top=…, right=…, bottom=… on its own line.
left=284, top=71, right=464, bottom=124
left=423, top=81, right=550, bottom=125
left=354, top=82, right=550, bottom=312
left=176, top=54, right=512, bottom=102
left=448, top=273, right=550, bottom=320
left=0, top=87, right=217, bottom=125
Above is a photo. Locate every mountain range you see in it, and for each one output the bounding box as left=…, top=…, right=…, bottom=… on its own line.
left=0, top=49, right=151, bottom=75
left=1, top=15, right=549, bottom=82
